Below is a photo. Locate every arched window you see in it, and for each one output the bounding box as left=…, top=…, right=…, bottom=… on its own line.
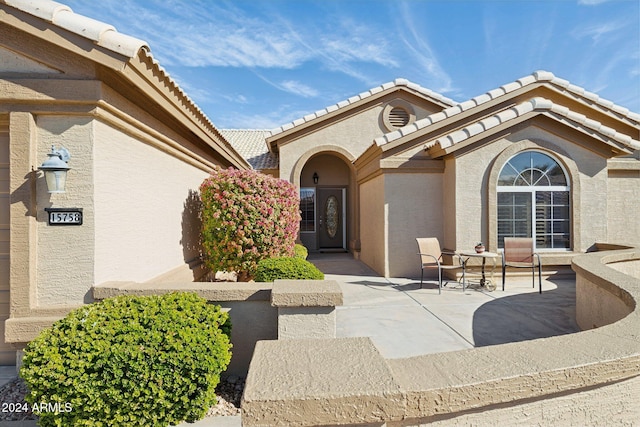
left=497, top=151, right=570, bottom=250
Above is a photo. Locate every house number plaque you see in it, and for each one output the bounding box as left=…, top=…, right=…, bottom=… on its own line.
left=45, top=208, right=83, bottom=226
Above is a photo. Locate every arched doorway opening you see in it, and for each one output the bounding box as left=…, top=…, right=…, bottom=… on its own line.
left=299, top=153, right=353, bottom=252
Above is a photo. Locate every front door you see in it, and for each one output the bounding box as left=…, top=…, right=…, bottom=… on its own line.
left=318, top=188, right=346, bottom=250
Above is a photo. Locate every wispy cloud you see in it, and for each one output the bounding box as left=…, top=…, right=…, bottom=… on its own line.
left=577, top=0, right=615, bottom=5
left=571, top=19, right=630, bottom=43
left=396, top=2, right=456, bottom=95
left=68, top=0, right=401, bottom=91
left=279, top=80, right=319, bottom=98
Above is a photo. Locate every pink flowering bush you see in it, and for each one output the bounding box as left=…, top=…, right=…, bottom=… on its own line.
left=200, top=166, right=300, bottom=281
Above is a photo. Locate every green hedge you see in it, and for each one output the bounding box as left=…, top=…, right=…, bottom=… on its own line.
left=20, top=293, right=232, bottom=427
left=293, top=244, right=308, bottom=260
left=255, top=257, right=324, bottom=282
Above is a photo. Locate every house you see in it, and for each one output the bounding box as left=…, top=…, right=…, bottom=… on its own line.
left=1, top=0, right=639, bottom=369
left=224, top=74, right=640, bottom=279
left=0, top=0, right=249, bottom=364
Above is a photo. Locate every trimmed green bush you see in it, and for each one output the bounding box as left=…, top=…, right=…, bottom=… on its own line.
left=20, top=293, right=232, bottom=427
left=200, top=166, right=300, bottom=281
left=255, top=257, right=324, bottom=282
left=293, top=244, right=308, bottom=260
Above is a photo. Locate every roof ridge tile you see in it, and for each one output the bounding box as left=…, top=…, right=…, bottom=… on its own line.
left=269, top=78, right=455, bottom=137
left=379, top=71, right=639, bottom=146
left=426, top=97, right=640, bottom=152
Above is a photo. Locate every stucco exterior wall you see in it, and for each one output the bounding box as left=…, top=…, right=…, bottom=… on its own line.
left=607, top=167, right=640, bottom=246
left=396, top=375, right=640, bottom=427
left=455, top=126, right=609, bottom=254
left=93, top=120, right=209, bottom=284
left=36, top=116, right=95, bottom=306
left=386, top=173, right=443, bottom=278
left=359, top=175, right=386, bottom=276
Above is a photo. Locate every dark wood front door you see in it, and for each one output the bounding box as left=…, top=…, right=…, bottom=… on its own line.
left=318, top=188, right=345, bottom=249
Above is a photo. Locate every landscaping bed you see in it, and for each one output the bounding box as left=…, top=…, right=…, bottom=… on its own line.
left=0, top=375, right=244, bottom=422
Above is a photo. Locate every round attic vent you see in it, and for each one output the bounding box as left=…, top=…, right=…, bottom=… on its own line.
left=388, top=107, right=410, bottom=127
left=382, top=99, right=416, bottom=131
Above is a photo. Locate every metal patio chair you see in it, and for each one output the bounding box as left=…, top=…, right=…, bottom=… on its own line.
left=416, top=237, right=465, bottom=294
left=501, top=237, right=542, bottom=293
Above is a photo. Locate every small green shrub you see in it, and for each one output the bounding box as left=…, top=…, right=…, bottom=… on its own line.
left=255, top=257, right=324, bottom=281
left=294, top=244, right=308, bottom=260
left=20, top=293, right=232, bottom=427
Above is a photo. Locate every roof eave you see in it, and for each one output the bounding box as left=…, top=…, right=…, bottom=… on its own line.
left=426, top=110, right=636, bottom=158
left=266, top=81, right=454, bottom=151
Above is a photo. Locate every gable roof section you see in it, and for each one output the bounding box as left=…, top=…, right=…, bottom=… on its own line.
left=220, top=129, right=278, bottom=170
left=427, top=97, right=640, bottom=157
left=373, top=71, right=640, bottom=157
left=1, top=0, right=250, bottom=169
left=266, top=78, right=456, bottom=151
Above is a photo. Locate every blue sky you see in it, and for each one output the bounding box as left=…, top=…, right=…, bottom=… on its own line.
left=63, top=0, right=639, bottom=129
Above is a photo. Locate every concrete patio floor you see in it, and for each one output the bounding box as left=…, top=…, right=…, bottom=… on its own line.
left=308, top=252, right=580, bottom=360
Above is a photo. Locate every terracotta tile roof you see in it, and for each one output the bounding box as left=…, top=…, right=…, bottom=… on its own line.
left=427, top=97, right=640, bottom=153
left=269, top=78, right=456, bottom=138
left=375, top=70, right=640, bottom=147
left=220, top=130, right=278, bottom=170
left=4, top=0, right=250, bottom=169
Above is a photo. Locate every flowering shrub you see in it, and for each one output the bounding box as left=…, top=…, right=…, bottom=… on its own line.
left=200, top=166, right=300, bottom=281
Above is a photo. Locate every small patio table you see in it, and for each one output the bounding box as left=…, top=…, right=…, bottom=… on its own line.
left=460, top=251, right=500, bottom=291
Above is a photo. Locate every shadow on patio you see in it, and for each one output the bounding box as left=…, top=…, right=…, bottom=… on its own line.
left=472, top=276, right=579, bottom=346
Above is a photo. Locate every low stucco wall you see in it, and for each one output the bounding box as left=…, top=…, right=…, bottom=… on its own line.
left=93, top=281, right=277, bottom=378
left=572, top=245, right=638, bottom=331
left=242, top=245, right=640, bottom=426
left=91, top=279, right=343, bottom=378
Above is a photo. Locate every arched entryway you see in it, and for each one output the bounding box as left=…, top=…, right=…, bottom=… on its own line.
left=297, top=152, right=356, bottom=252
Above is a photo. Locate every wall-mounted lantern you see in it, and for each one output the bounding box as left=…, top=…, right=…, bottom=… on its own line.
left=38, top=145, right=71, bottom=193
left=313, top=172, right=319, bottom=185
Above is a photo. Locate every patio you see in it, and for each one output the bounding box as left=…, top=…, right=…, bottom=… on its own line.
left=309, top=253, right=579, bottom=359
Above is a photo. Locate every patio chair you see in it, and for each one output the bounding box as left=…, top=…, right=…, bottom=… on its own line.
left=416, top=238, right=465, bottom=294
left=501, top=237, right=542, bottom=293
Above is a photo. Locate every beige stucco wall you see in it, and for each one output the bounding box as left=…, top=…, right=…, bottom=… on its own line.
left=393, top=374, right=640, bottom=426
left=35, top=116, right=95, bottom=306
left=455, top=126, right=609, bottom=254
left=93, top=120, right=208, bottom=284
left=386, top=172, right=444, bottom=278
left=442, top=157, right=457, bottom=251
left=607, top=166, right=640, bottom=246
left=359, top=175, right=386, bottom=275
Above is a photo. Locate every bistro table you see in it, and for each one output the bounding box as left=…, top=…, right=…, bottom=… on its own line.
left=460, top=250, right=500, bottom=291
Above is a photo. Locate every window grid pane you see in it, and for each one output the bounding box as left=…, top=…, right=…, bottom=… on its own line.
left=497, top=192, right=532, bottom=248
left=299, top=188, right=315, bottom=232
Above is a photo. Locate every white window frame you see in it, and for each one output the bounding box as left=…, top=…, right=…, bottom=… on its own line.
left=497, top=151, right=571, bottom=252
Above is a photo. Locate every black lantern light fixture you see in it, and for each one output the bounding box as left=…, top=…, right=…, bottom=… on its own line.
left=39, top=145, right=71, bottom=193
left=313, top=172, right=319, bottom=185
